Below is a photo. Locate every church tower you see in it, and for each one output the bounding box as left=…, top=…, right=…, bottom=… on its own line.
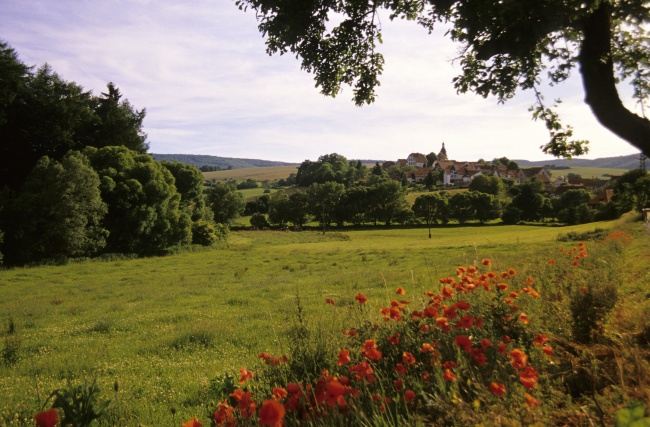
left=437, top=142, right=448, bottom=162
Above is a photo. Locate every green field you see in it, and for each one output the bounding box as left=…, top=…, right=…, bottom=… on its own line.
left=546, top=166, right=628, bottom=180
left=203, top=166, right=297, bottom=182
left=1, top=217, right=648, bottom=426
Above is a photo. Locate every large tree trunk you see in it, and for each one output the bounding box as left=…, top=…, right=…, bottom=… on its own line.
left=579, top=3, right=650, bottom=157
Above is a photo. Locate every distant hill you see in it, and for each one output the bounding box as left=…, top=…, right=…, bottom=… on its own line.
left=514, top=153, right=640, bottom=170
left=151, top=154, right=298, bottom=169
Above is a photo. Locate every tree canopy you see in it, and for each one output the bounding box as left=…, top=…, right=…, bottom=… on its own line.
left=236, top=0, right=650, bottom=157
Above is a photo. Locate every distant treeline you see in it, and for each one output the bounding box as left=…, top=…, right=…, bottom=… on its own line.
left=151, top=154, right=297, bottom=170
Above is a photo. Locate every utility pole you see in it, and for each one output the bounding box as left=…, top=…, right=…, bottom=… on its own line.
left=638, top=152, right=647, bottom=172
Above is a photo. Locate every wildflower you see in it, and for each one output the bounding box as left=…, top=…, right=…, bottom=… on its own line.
left=423, top=305, right=439, bottom=318
left=342, top=328, right=358, bottom=337
left=519, top=366, right=539, bottom=389
left=443, top=368, right=457, bottom=381
left=456, top=266, right=467, bottom=276
left=471, top=347, right=488, bottom=366
left=510, top=349, right=528, bottom=369
left=475, top=316, right=484, bottom=328
left=404, top=390, right=416, bottom=403
left=436, top=317, right=450, bottom=332
left=579, top=286, right=588, bottom=293
left=488, top=382, right=506, bottom=397
left=454, top=335, right=472, bottom=352
left=362, top=340, right=383, bottom=361
left=421, top=343, right=435, bottom=353
left=395, top=363, right=408, bottom=375
left=441, top=286, right=454, bottom=299
left=272, top=387, right=288, bottom=401
left=509, top=291, right=519, bottom=299
left=182, top=417, right=203, bottom=427
left=337, top=349, right=351, bottom=366
left=482, top=259, right=491, bottom=266
left=547, top=259, right=556, bottom=265
left=402, top=352, right=416, bottom=366
left=524, top=392, right=541, bottom=407
left=480, top=338, right=493, bottom=349
left=396, top=287, right=406, bottom=295
left=213, top=401, right=235, bottom=427
left=542, top=345, right=553, bottom=355
left=231, top=389, right=257, bottom=418
left=454, top=300, right=471, bottom=310
left=442, top=361, right=457, bottom=369
left=572, top=260, right=579, bottom=266
left=443, top=306, right=458, bottom=319
left=34, top=409, right=58, bottom=427
left=355, top=293, right=368, bottom=304
left=325, top=298, right=336, bottom=305
left=239, top=367, right=254, bottom=384
left=533, top=334, right=548, bottom=346
left=393, top=379, right=403, bottom=390
left=387, top=334, right=400, bottom=345
left=519, top=312, right=530, bottom=325
left=455, top=314, right=474, bottom=329
left=525, top=276, right=534, bottom=285
left=497, top=283, right=509, bottom=291
left=326, top=379, right=347, bottom=408
left=258, top=399, right=286, bottom=427
left=349, top=360, right=375, bottom=383
left=497, top=343, right=507, bottom=355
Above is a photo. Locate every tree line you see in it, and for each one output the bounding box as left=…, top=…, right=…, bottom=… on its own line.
left=0, top=42, right=236, bottom=266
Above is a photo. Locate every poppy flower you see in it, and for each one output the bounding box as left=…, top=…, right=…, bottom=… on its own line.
left=325, top=298, right=336, bottom=305
left=519, top=366, right=539, bottom=389
left=519, top=312, right=530, bottom=325
left=542, top=345, right=553, bottom=355
left=482, top=259, right=491, bottom=266
left=213, top=401, right=235, bottom=426
left=258, top=399, right=286, bottom=427
left=404, top=390, right=416, bottom=403
left=454, top=300, right=470, bottom=310
left=387, top=334, right=400, bottom=345
left=272, top=387, right=288, bottom=401
left=423, top=305, right=439, bottom=318
left=497, top=343, right=508, bottom=355
left=34, top=409, right=58, bottom=427
left=497, top=283, right=509, bottom=291
left=454, top=335, right=472, bottom=352
left=239, top=367, right=254, bottom=384
left=524, top=392, right=541, bottom=407
left=326, top=380, right=346, bottom=408
left=182, top=417, right=203, bottom=427
left=393, top=379, right=403, bottom=390
left=441, top=286, right=454, bottom=299
left=395, top=363, right=408, bottom=375
left=362, top=340, right=383, bottom=361
left=420, top=343, right=435, bottom=353
left=337, top=349, right=351, bottom=366
left=402, top=352, right=416, bottom=366
left=396, top=287, right=406, bottom=295
left=488, top=382, right=506, bottom=397
left=443, top=368, right=457, bottom=381
left=355, top=293, right=368, bottom=304
left=533, top=334, right=548, bottom=346
left=510, top=349, right=528, bottom=369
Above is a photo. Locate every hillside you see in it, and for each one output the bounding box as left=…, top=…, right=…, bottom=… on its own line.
left=514, top=153, right=641, bottom=169
left=151, top=153, right=298, bottom=169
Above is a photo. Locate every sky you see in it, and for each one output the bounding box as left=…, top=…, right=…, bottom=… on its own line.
left=1, top=0, right=644, bottom=164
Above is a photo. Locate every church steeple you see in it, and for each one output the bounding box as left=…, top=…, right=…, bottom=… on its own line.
left=437, top=142, right=448, bottom=161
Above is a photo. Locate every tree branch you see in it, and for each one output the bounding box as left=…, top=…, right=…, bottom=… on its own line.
left=579, top=3, right=650, bottom=156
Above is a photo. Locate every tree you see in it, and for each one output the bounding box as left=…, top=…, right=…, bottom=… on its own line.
left=424, top=170, right=436, bottom=190
left=412, top=193, right=447, bottom=237
left=426, top=152, right=438, bottom=167
left=288, top=191, right=311, bottom=227
left=508, top=178, right=549, bottom=222
left=366, top=178, right=409, bottom=226
left=335, top=185, right=370, bottom=226
left=468, top=175, right=504, bottom=196
left=296, top=153, right=352, bottom=186
left=308, top=182, right=345, bottom=232
left=555, top=189, right=594, bottom=225
left=0, top=151, right=107, bottom=265
left=84, top=146, right=191, bottom=254
left=268, top=190, right=292, bottom=226
left=160, top=161, right=210, bottom=221
left=205, top=181, right=245, bottom=225
left=448, top=192, right=475, bottom=224
left=470, top=192, right=502, bottom=224
left=236, top=1, right=650, bottom=157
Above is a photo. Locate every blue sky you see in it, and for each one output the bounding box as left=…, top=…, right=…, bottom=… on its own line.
left=1, top=0, right=643, bottom=163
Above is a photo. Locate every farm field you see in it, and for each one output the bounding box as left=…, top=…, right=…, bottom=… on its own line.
left=203, top=166, right=297, bottom=182
left=1, top=218, right=649, bottom=425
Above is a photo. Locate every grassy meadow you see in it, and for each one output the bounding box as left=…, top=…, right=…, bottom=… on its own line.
left=1, top=217, right=649, bottom=426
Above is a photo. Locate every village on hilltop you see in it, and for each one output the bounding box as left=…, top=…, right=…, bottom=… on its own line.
left=383, top=143, right=617, bottom=207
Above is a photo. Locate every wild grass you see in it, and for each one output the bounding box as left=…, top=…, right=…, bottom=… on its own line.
left=1, top=216, right=647, bottom=425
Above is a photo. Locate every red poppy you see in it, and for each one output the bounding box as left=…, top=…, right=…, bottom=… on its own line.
left=533, top=334, right=548, bottom=346
left=387, top=334, right=400, bottom=345
left=326, top=379, right=346, bottom=408
left=396, top=287, right=406, bottom=295
left=325, top=298, right=336, bottom=305
left=34, top=409, right=58, bottom=427
left=182, top=417, right=203, bottom=427
left=441, top=286, right=454, bottom=299
left=482, top=259, right=491, bottom=266
left=362, top=340, right=382, bottom=361
left=239, top=367, right=254, bottom=384
left=393, top=379, right=403, bottom=391
left=395, top=363, right=408, bottom=375
left=497, top=283, right=509, bottom=291
left=337, top=349, right=351, bottom=366
left=542, top=345, right=553, bottom=355
left=519, top=366, right=539, bottom=389
left=213, top=401, right=235, bottom=427
left=524, top=392, right=541, bottom=407
left=510, top=349, right=528, bottom=369
left=420, top=343, right=435, bottom=353
left=488, top=382, right=506, bottom=397
left=402, top=352, right=416, bottom=366
left=404, top=390, right=416, bottom=403
left=454, top=335, right=472, bottom=353
left=355, top=293, right=368, bottom=304
left=454, top=300, right=470, bottom=310
left=443, top=368, right=457, bottom=382
left=258, top=399, right=286, bottom=427
left=272, top=387, right=288, bottom=401
left=519, top=312, right=530, bottom=325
